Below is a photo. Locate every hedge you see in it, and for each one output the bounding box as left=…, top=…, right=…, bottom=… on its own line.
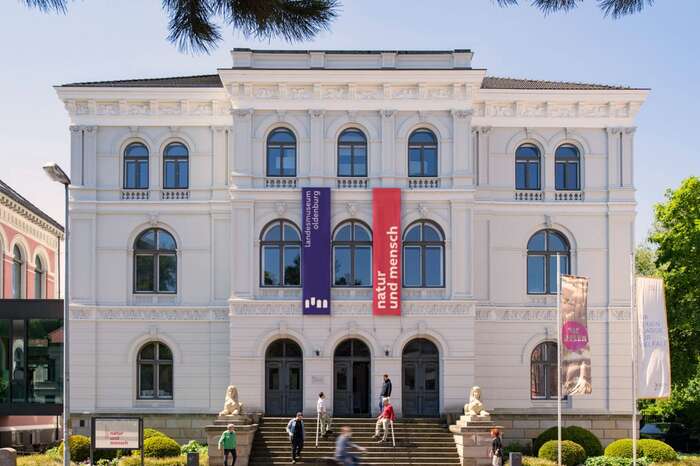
left=534, top=426, right=603, bottom=458
left=604, top=439, right=677, bottom=463
left=585, top=456, right=651, bottom=466
left=143, top=436, right=182, bottom=458
left=58, top=435, right=91, bottom=463
left=539, top=440, right=587, bottom=466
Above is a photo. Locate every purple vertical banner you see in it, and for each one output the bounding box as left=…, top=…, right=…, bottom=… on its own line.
left=302, top=187, right=331, bottom=315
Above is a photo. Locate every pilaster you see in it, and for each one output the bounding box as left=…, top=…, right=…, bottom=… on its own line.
left=451, top=109, right=474, bottom=187
left=231, top=108, right=253, bottom=188
left=308, top=109, right=325, bottom=184
left=380, top=109, right=396, bottom=186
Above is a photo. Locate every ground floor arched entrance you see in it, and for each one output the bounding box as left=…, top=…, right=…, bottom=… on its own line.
left=265, top=339, right=303, bottom=416
left=333, top=338, right=371, bottom=417
left=402, top=338, right=439, bottom=417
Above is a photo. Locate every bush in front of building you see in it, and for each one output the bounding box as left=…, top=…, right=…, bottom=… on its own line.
left=585, top=456, right=651, bottom=466
left=516, top=457, right=556, bottom=466
left=143, top=435, right=182, bottom=458
left=604, top=439, right=677, bottom=463
left=180, top=440, right=208, bottom=455
left=58, top=434, right=91, bottom=463
left=143, top=428, right=168, bottom=440
left=534, top=426, right=603, bottom=458
left=539, top=440, right=587, bottom=466
left=119, top=457, right=186, bottom=466
left=504, top=441, right=534, bottom=457
left=16, top=454, right=63, bottom=466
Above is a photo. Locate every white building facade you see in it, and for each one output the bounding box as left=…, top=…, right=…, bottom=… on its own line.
left=56, top=49, right=648, bottom=445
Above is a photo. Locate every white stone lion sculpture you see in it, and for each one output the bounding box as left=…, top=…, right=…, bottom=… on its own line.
left=219, top=385, right=244, bottom=416
left=464, top=385, right=490, bottom=417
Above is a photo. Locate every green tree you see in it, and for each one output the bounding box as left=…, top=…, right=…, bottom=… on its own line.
left=635, top=244, right=659, bottom=277
left=649, top=176, right=700, bottom=385
left=495, top=0, right=653, bottom=18
left=21, top=0, right=339, bottom=53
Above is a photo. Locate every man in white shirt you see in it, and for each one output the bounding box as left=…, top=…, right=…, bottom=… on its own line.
left=317, top=392, right=331, bottom=437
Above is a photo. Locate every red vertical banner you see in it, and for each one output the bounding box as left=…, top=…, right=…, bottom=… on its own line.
left=372, top=188, right=401, bottom=316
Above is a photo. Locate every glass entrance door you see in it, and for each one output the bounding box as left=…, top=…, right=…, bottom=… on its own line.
left=333, top=339, right=371, bottom=416
left=402, top=338, right=439, bottom=417
left=265, top=339, right=303, bottom=416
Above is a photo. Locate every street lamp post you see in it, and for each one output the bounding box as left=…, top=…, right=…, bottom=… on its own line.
left=43, top=163, right=71, bottom=466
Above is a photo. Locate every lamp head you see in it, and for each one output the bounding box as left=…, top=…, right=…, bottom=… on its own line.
left=42, top=163, right=71, bottom=185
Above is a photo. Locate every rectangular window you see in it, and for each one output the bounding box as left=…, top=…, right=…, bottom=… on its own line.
left=137, top=160, right=149, bottom=189
left=263, top=246, right=280, bottom=286
left=527, top=255, right=546, bottom=294
left=354, top=147, right=367, bottom=177
left=548, top=255, right=569, bottom=294
left=27, top=319, right=63, bottom=404
left=158, top=255, right=177, bottom=293
left=267, top=147, right=281, bottom=176
left=526, top=162, right=540, bottom=189
left=424, top=365, right=437, bottom=391
left=333, top=246, right=352, bottom=286
left=354, top=246, right=372, bottom=287
left=158, top=364, right=173, bottom=398
left=125, top=161, right=137, bottom=188
left=515, top=163, right=526, bottom=189
left=424, top=246, right=444, bottom=287
left=403, top=366, right=415, bottom=391
left=283, top=246, right=301, bottom=286
left=139, top=363, right=154, bottom=398
left=555, top=162, right=565, bottom=190
left=11, top=320, right=26, bottom=403
left=338, top=147, right=352, bottom=177
left=164, top=160, right=176, bottom=188
left=135, top=255, right=155, bottom=292
left=268, top=367, right=279, bottom=390
left=288, top=367, right=301, bottom=391
left=403, top=246, right=422, bottom=287
left=565, top=163, right=579, bottom=190
left=531, top=363, right=545, bottom=398
left=423, top=147, right=438, bottom=177
left=0, top=321, right=8, bottom=403
left=408, top=148, right=422, bottom=176
left=282, top=147, right=296, bottom=176
left=177, top=160, right=189, bottom=188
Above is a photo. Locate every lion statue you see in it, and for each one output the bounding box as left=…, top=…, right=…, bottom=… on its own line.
left=464, top=385, right=490, bottom=417
left=219, top=385, right=244, bottom=416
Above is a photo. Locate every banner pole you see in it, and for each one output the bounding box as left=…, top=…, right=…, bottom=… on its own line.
left=557, top=254, right=562, bottom=466
left=631, top=254, right=637, bottom=466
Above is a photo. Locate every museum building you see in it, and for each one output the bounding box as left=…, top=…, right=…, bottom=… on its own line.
left=55, top=49, right=648, bottom=445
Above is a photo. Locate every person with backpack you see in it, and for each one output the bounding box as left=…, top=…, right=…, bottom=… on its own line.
left=285, top=412, right=305, bottom=464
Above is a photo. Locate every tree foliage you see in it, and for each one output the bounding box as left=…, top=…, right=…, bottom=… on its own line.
left=640, top=177, right=700, bottom=427
left=494, top=0, right=654, bottom=18
left=21, top=0, right=339, bottom=53
left=635, top=244, right=659, bottom=277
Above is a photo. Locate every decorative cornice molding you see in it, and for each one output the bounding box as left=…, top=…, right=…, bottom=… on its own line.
left=71, top=307, right=229, bottom=321
left=476, top=307, right=631, bottom=322
left=62, top=98, right=232, bottom=118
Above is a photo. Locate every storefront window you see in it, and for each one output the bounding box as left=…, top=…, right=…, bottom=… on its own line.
left=0, top=321, right=9, bottom=403
left=28, top=320, right=63, bottom=404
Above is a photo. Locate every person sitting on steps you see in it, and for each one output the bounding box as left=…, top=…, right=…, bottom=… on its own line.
left=372, top=397, right=396, bottom=443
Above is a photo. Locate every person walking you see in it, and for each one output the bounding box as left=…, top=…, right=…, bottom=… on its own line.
left=379, top=374, right=392, bottom=413
left=372, top=397, right=396, bottom=443
left=218, top=424, right=237, bottom=466
left=490, top=428, right=503, bottom=466
left=317, top=392, right=332, bottom=437
left=285, top=412, right=305, bottom=464
left=335, top=426, right=367, bottom=466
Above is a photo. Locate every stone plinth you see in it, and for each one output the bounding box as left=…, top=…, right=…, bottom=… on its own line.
left=450, top=415, right=502, bottom=466
left=205, top=415, right=259, bottom=466
left=0, top=448, right=17, bottom=466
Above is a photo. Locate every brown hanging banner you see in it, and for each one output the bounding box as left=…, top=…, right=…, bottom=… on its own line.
left=560, top=274, right=592, bottom=396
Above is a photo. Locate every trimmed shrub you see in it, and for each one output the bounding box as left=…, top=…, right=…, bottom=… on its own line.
left=505, top=441, right=534, bottom=457
left=58, top=434, right=91, bottom=463
left=180, top=440, right=207, bottom=455
left=143, top=436, right=181, bottom=458
left=535, top=426, right=604, bottom=458
left=585, top=456, right=651, bottom=466
left=604, top=439, right=677, bottom=463
left=119, top=457, right=186, bottom=466
left=514, top=457, right=556, bottom=466
left=539, top=440, right=587, bottom=466
left=143, top=428, right=168, bottom=440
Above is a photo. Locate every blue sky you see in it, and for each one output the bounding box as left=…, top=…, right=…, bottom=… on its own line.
left=2, top=0, right=698, bottom=242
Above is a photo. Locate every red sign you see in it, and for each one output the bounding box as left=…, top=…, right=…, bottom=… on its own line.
left=373, top=188, right=401, bottom=316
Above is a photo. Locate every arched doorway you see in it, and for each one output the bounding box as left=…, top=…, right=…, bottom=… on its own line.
left=402, top=338, right=439, bottom=417
left=333, top=339, right=371, bottom=417
left=265, top=339, right=303, bottom=416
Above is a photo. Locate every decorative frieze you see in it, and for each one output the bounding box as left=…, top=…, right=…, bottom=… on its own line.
left=63, top=99, right=232, bottom=117
left=476, top=307, right=632, bottom=322
left=229, top=300, right=474, bottom=317
left=71, top=307, right=229, bottom=321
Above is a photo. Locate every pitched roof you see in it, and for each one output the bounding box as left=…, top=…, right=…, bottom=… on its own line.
left=481, top=76, right=641, bottom=91
left=0, top=179, right=64, bottom=233
left=60, top=74, right=223, bottom=88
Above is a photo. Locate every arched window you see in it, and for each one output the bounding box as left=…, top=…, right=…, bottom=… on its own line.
left=333, top=221, right=372, bottom=287
left=163, top=142, right=189, bottom=189
left=408, top=129, right=438, bottom=177
left=261, top=220, right=301, bottom=287
left=531, top=341, right=558, bottom=400
left=12, top=245, right=24, bottom=298
left=555, top=144, right=581, bottom=191
left=133, top=228, right=177, bottom=294
left=337, top=129, right=368, bottom=177
left=123, top=142, right=149, bottom=189
left=515, top=144, right=541, bottom=190
left=527, top=229, right=570, bottom=294
left=403, top=221, right=445, bottom=288
left=34, top=257, right=44, bottom=299
left=137, top=342, right=173, bottom=400
left=267, top=128, right=297, bottom=177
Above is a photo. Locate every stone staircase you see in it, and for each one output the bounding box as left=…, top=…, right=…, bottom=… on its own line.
left=250, top=417, right=460, bottom=466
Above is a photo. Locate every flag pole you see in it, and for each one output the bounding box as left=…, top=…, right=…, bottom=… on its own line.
left=557, top=253, right=562, bottom=466
left=630, top=254, right=637, bottom=466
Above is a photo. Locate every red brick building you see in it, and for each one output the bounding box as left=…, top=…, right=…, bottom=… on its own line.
left=0, top=179, right=64, bottom=449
